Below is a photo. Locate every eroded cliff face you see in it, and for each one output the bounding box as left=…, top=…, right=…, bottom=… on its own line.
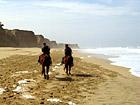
left=69, top=44, right=79, bottom=49
left=36, top=35, right=57, bottom=48
left=0, top=26, right=80, bottom=48
left=10, top=29, right=39, bottom=47
left=36, top=35, right=44, bottom=47
left=0, top=28, right=18, bottom=47
left=58, top=43, right=79, bottom=49
left=0, top=28, right=40, bottom=47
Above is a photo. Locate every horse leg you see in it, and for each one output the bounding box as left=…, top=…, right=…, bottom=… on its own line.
left=69, top=65, right=71, bottom=75
left=65, top=65, right=68, bottom=76
left=46, top=65, right=49, bottom=80
left=42, top=65, right=45, bottom=75
left=43, top=66, right=46, bottom=79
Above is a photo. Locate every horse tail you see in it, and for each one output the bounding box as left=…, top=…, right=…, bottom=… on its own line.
left=40, top=54, right=49, bottom=66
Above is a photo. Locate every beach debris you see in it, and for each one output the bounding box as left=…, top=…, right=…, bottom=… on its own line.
left=68, top=101, right=76, bottom=105
left=47, top=98, right=62, bottom=102
left=40, top=102, right=44, bottom=104
left=22, top=94, right=35, bottom=99
left=0, top=88, right=5, bottom=94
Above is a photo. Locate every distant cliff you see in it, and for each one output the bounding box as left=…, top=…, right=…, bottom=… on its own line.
left=58, top=43, right=79, bottom=49
left=0, top=25, right=79, bottom=48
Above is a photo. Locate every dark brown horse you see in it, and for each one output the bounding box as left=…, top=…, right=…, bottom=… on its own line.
left=40, top=54, right=50, bottom=79
left=63, top=56, right=73, bottom=75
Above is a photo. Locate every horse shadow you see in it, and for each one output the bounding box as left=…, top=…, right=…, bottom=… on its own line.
left=56, top=77, right=74, bottom=81
left=72, top=74, right=93, bottom=77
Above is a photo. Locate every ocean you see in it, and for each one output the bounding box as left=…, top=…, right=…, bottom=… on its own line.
left=79, top=47, right=140, bottom=78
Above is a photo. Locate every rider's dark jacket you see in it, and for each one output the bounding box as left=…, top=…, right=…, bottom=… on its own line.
left=42, top=46, right=50, bottom=55
left=65, top=47, right=72, bottom=56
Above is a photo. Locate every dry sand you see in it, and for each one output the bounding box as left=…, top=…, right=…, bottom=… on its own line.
left=0, top=48, right=139, bottom=105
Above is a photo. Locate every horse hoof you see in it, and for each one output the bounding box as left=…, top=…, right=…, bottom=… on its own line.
left=44, top=75, right=47, bottom=79
left=66, top=72, right=69, bottom=76
left=47, top=75, right=49, bottom=80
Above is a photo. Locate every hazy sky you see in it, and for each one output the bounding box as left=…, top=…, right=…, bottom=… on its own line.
left=0, top=0, right=140, bottom=48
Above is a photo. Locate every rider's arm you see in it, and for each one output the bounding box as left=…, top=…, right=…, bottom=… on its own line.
left=42, top=47, right=44, bottom=52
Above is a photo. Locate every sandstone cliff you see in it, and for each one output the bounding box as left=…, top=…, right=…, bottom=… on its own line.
left=0, top=25, right=80, bottom=48
left=58, top=43, right=79, bottom=49
left=0, top=28, right=18, bottom=47
left=10, top=29, right=39, bottom=47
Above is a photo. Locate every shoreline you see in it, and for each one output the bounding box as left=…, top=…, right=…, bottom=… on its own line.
left=73, top=50, right=140, bottom=105
left=75, top=49, right=140, bottom=77
left=77, top=48, right=140, bottom=78
left=0, top=47, right=140, bottom=105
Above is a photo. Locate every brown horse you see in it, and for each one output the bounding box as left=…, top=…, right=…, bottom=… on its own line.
left=63, top=56, right=73, bottom=75
left=40, top=54, right=50, bottom=79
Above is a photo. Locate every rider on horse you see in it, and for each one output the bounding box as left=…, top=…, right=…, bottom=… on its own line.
left=61, top=44, right=74, bottom=66
left=38, top=43, right=52, bottom=66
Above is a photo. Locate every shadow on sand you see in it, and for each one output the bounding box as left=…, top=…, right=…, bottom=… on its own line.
left=72, top=74, right=93, bottom=77
left=56, top=77, right=74, bottom=81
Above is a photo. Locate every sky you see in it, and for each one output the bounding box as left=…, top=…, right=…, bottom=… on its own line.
left=0, top=0, right=140, bottom=48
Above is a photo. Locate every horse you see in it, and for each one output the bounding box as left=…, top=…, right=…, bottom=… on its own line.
left=63, top=56, right=73, bottom=75
left=40, top=54, right=51, bottom=79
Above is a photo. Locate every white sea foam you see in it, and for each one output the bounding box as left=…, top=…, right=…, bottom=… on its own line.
left=68, top=101, right=76, bottom=105
left=34, top=70, right=39, bottom=73
left=15, top=71, right=32, bottom=74
left=52, top=66, right=59, bottom=71
left=54, top=66, right=59, bottom=69
left=13, top=86, right=25, bottom=93
left=56, top=63, right=61, bottom=66
left=13, top=79, right=36, bottom=93
left=0, top=88, right=5, bottom=94
left=11, top=71, right=32, bottom=77
left=52, top=68, right=56, bottom=71
left=18, top=79, right=36, bottom=85
left=22, top=94, right=35, bottom=99
left=88, top=56, right=91, bottom=58
left=81, top=47, right=140, bottom=77
left=80, top=57, right=84, bottom=59
left=13, top=85, right=17, bottom=88
left=47, top=98, right=62, bottom=102
left=48, top=72, right=52, bottom=75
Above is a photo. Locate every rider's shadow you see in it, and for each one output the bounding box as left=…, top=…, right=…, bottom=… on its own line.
left=56, top=77, right=74, bottom=81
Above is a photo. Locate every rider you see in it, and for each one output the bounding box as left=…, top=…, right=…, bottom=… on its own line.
left=38, top=43, right=52, bottom=65
left=61, top=44, right=74, bottom=66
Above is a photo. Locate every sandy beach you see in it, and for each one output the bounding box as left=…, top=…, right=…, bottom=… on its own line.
left=0, top=48, right=140, bottom=105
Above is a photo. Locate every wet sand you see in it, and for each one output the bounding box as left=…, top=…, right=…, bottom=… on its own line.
left=0, top=48, right=140, bottom=105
